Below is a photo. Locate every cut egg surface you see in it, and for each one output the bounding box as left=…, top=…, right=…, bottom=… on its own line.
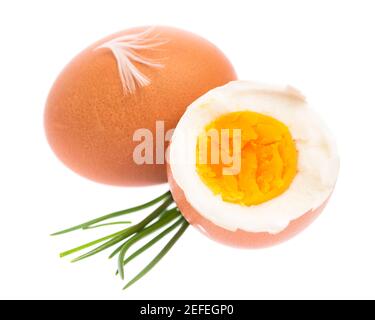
left=168, top=81, right=339, bottom=248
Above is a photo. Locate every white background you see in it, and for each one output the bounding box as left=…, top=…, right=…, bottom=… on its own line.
left=0, top=0, right=374, bottom=300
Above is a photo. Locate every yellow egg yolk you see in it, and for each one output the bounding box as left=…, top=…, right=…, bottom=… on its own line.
left=196, top=111, right=298, bottom=206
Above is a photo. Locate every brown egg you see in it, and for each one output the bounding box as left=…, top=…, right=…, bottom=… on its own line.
left=45, top=26, right=237, bottom=186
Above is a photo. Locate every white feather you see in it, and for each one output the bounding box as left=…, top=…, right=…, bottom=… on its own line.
left=95, top=27, right=167, bottom=94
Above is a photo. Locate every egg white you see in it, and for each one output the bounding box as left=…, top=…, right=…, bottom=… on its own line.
left=169, top=81, right=339, bottom=234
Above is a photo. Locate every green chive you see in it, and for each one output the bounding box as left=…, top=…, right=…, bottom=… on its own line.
left=51, top=191, right=170, bottom=236
left=83, top=221, right=131, bottom=230
left=116, top=217, right=184, bottom=275
left=109, top=207, right=178, bottom=259
left=117, top=209, right=180, bottom=279
left=70, top=196, right=173, bottom=262
left=123, top=220, right=189, bottom=290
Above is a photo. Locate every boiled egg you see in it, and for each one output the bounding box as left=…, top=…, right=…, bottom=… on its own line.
left=168, top=81, right=339, bottom=248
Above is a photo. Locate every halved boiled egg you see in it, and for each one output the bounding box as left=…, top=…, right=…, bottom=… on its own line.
left=167, top=81, right=339, bottom=248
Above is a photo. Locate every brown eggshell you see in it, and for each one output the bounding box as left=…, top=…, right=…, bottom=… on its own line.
left=45, top=26, right=237, bottom=186
left=167, top=163, right=330, bottom=248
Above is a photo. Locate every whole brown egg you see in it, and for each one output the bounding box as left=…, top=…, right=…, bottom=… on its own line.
left=45, top=26, right=237, bottom=186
